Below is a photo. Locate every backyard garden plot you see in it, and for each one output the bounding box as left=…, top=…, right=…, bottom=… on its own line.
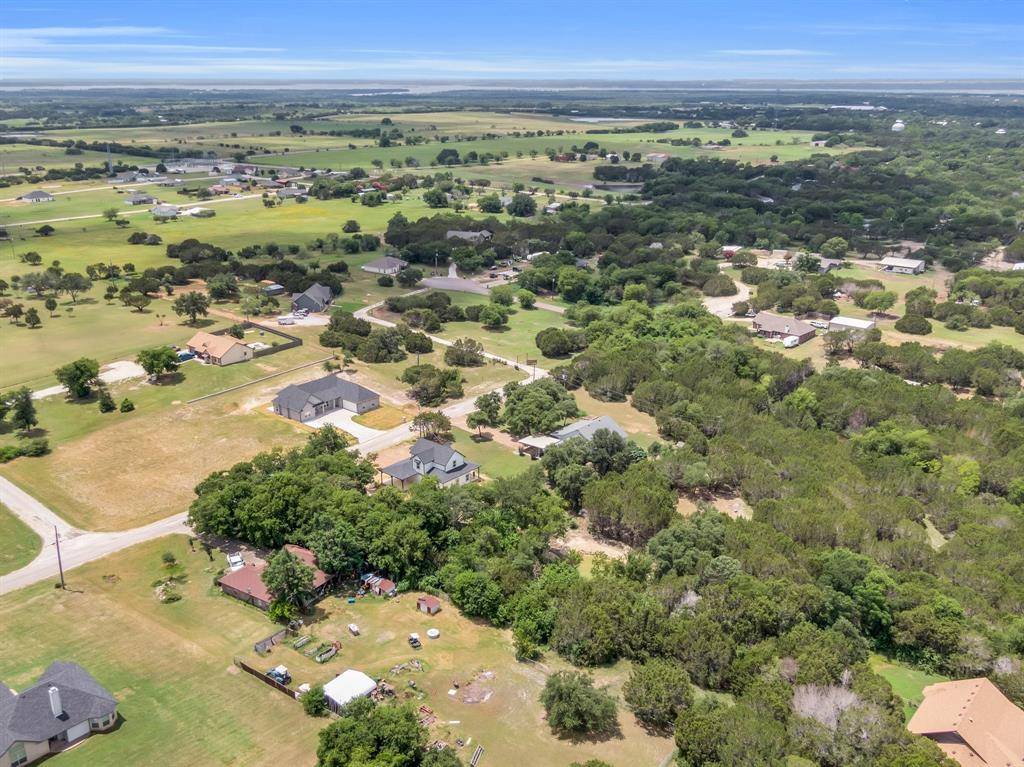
left=0, top=536, right=324, bottom=767
left=0, top=343, right=327, bottom=530
left=243, top=592, right=674, bottom=767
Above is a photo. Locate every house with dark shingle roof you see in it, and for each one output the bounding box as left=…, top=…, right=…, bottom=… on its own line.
left=19, top=190, right=54, bottom=203
left=273, top=374, right=380, bottom=422
left=125, top=191, right=156, bottom=206
left=751, top=311, right=816, bottom=345
left=291, top=282, right=334, bottom=313
left=1, top=661, right=117, bottom=766
left=380, top=439, right=480, bottom=490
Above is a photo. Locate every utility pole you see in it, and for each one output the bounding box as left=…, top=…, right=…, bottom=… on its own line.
left=54, top=525, right=66, bottom=590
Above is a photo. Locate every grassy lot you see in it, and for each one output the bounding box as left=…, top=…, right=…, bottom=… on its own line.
left=0, top=503, right=41, bottom=576
left=573, top=387, right=660, bottom=445
left=0, top=535, right=324, bottom=767
left=243, top=590, right=674, bottom=767
left=0, top=142, right=153, bottom=171
left=434, top=291, right=568, bottom=364
left=0, top=300, right=229, bottom=392
left=351, top=349, right=526, bottom=405
left=450, top=427, right=534, bottom=479
left=869, top=654, right=948, bottom=721
left=0, top=185, right=177, bottom=226
left=0, top=343, right=328, bottom=530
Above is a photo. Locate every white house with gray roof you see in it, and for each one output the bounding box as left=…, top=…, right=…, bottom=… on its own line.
left=1, top=661, right=117, bottom=766
left=273, top=374, right=380, bottom=422
left=380, top=439, right=480, bottom=490
left=361, top=256, right=408, bottom=275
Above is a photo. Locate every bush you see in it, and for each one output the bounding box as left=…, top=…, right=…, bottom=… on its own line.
left=120, top=398, right=135, bottom=412
left=98, top=389, right=116, bottom=413
left=301, top=684, right=328, bottom=716
left=478, top=304, right=509, bottom=328
left=702, top=273, right=738, bottom=297
left=1, top=438, right=51, bottom=462
left=623, top=659, right=693, bottom=730
left=731, top=300, right=750, bottom=316
left=540, top=671, right=618, bottom=736
left=945, top=314, right=969, bottom=332
left=464, top=304, right=484, bottom=322
left=377, top=274, right=394, bottom=287
left=444, top=338, right=486, bottom=366
left=894, top=313, right=933, bottom=335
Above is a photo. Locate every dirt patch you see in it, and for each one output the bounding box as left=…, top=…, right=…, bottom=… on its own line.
left=457, top=671, right=495, bottom=704
left=552, top=515, right=630, bottom=559
left=677, top=492, right=752, bottom=520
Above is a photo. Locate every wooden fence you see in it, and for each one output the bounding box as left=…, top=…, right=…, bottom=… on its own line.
left=253, top=626, right=293, bottom=654
left=233, top=657, right=297, bottom=699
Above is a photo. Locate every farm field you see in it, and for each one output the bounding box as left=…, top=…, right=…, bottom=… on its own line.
left=320, top=109, right=655, bottom=134
left=0, top=503, right=41, bottom=576
left=0, top=536, right=325, bottom=767
left=256, top=127, right=823, bottom=171
left=242, top=589, right=674, bottom=767
left=0, top=341, right=327, bottom=530
left=0, top=142, right=153, bottom=170
left=0, top=191, right=457, bottom=278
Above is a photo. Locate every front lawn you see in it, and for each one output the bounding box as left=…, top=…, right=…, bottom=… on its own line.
left=0, top=503, right=41, bottom=576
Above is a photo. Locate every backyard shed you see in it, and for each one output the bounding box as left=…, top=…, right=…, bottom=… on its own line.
left=323, top=670, right=376, bottom=713
left=417, top=596, right=442, bottom=615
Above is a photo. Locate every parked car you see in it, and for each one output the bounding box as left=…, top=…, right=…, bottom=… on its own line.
left=226, top=553, right=244, bottom=571
left=809, top=320, right=828, bottom=329
left=408, top=633, right=422, bottom=649
left=277, top=316, right=296, bottom=325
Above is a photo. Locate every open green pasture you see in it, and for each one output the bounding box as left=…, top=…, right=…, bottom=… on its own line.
left=0, top=142, right=153, bottom=171
left=256, top=127, right=821, bottom=171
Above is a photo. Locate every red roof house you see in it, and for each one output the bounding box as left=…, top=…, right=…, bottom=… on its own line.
left=217, top=544, right=333, bottom=610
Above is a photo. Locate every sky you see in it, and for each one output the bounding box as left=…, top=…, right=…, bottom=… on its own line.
left=1, top=0, right=1022, bottom=82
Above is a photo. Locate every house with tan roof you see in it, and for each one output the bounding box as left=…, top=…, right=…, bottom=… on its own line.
left=186, top=331, right=253, bottom=366
left=907, top=677, right=1024, bottom=767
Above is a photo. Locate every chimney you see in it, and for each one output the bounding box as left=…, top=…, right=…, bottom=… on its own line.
left=48, top=686, right=63, bottom=718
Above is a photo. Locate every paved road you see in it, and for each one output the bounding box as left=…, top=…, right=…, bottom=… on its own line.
left=0, top=476, right=190, bottom=595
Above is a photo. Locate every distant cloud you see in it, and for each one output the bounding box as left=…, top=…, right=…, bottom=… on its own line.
left=716, top=49, right=829, bottom=57
left=2, top=25, right=175, bottom=37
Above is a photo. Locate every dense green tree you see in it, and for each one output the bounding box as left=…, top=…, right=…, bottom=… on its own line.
left=55, top=357, right=100, bottom=398
left=540, top=671, right=618, bottom=736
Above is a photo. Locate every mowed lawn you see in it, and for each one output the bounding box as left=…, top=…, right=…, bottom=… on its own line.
left=870, top=654, right=949, bottom=721
left=241, top=590, right=674, bottom=767
left=450, top=427, right=534, bottom=478
left=0, top=296, right=229, bottom=391
left=0, top=503, right=41, bottom=576
left=0, top=536, right=324, bottom=767
left=0, top=343, right=329, bottom=530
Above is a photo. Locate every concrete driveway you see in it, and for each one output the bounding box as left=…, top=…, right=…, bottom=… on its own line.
left=305, top=408, right=388, bottom=442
